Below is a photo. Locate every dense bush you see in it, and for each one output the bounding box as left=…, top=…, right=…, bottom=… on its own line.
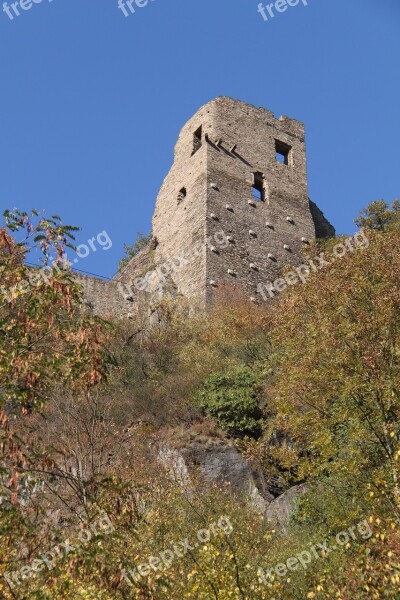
left=195, top=366, right=264, bottom=438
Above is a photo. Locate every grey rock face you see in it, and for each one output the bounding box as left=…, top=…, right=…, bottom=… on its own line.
left=265, top=483, right=307, bottom=533
left=158, top=439, right=274, bottom=514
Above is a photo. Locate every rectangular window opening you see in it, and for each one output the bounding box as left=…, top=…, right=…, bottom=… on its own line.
left=192, top=126, right=202, bottom=155
left=275, top=140, right=292, bottom=166
left=252, top=172, right=265, bottom=201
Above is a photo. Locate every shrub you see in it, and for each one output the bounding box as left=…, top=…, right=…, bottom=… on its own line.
left=118, top=231, right=152, bottom=269
left=195, top=366, right=263, bottom=438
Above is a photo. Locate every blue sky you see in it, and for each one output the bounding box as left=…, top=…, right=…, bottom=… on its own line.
left=1, top=0, right=399, bottom=277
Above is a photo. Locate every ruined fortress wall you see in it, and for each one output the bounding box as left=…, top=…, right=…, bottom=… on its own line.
left=121, top=97, right=334, bottom=308
left=113, top=238, right=156, bottom=298
left=151, top=105, right=211, bottom=305
left=203, top=97, right=318, bottom=302
left=80, top=97, right=335, bottom=318
left=75, top=274, right=134, bottom=319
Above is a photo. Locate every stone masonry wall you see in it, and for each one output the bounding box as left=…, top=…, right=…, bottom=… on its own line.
left=79, top=97, right=335, bottom=317
left=151, top=97, right=334, bottom=306
left=151, top=105, right=211, bottom=305
left=204, top=97, right=326, bottom=303
left=75, top=273, right=135, bottom=319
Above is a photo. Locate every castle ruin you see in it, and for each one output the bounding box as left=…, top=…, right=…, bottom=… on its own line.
left=81, top=97, right=334, bottom=317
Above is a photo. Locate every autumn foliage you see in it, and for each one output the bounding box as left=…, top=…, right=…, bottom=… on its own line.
left=0, top=203, right=399, bottom=599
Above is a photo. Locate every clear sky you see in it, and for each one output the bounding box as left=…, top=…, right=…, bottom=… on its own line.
left=1, top=0, right=399, bottom=277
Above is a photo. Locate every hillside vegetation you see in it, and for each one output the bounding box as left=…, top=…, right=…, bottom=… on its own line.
left=0, top=201, right=399, bottom=599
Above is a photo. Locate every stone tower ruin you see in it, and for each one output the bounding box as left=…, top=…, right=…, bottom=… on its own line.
left=121, top=97, right=333, bottom=305
left=83, top=97, right=335, bottom=316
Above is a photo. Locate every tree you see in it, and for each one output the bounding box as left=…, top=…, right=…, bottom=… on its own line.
left=262, top=227, right=400, bottom=514
left=118, top=231, right=152, bottom=270
left=354, top=199, right=400, bottom=231
left=0, top=209, right=112, bottom=413
left=0, top=208, right=114, bottom=528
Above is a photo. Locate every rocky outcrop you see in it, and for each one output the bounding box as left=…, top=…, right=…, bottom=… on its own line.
left=157, top=434, right=309, bottom=532
left=157, top=437, right=274, bottom=514
left=265, top=483, right=307, bottom=533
